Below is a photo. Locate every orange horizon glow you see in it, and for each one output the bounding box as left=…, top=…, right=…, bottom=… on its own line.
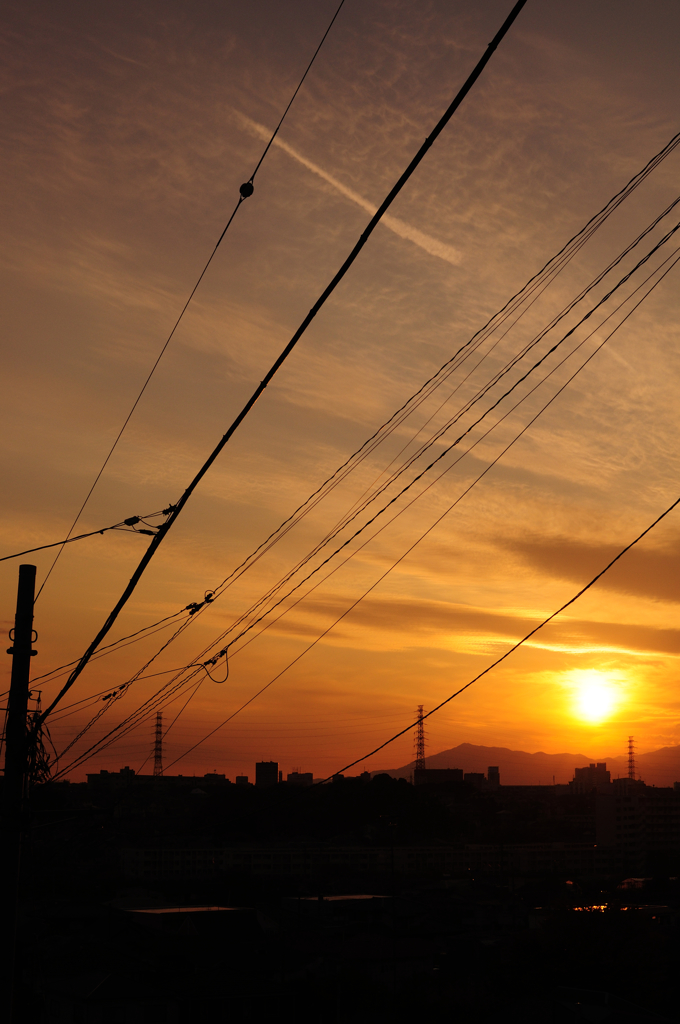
left=2, top=2, right=680, bottom=783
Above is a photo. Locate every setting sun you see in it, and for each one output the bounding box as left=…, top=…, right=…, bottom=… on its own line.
left=570, top=670, right=619, bottom=725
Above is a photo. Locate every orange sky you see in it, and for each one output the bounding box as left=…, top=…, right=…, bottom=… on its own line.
left=2, top=0, right=680, bottom=782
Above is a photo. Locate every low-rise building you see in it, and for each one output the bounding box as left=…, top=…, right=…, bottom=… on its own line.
left=286, top=771, right=313, bottom=787
left=413, top=768, right=463, bottom=785
left=86, top=768, right=230, bottom=794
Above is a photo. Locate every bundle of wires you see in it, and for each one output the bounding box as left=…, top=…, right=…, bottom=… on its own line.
left=46, top=131, right=680, bottom=779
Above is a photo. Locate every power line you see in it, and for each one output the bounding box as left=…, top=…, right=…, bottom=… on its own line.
left=326, top=490, right=680, bottom=780
left=223, top=251, right=677, bottom=663
left=248, top=0, right=347, bottom=182
left=0, top=507, right=175, bottom=562
left=47, top=24, right=680, bottom=770
left=46, top=606, right=217, bottom=764
left=35, top=0, right=347, bottom=601
left=157, top=149, right=680, bottom=667
left=199, top=222, right=680, bottom=666
left=95, top=146, right=680, bottom=692
left=37, top=192, right=655, bottom=746
left=182, top=129, right=680, bottom=615
left=47, top=189, right=680, bottom=775
left=51, top=614, right=201, bottom=765
left=51, top=210, right=680, bottom=773
left=159, top=249, right=680, bottom=773
left=136, top=679, right=205, bottom=776
left=51, top=666, right=205, bottom=779
left=36, top=0, right=528, bottom=730
left=41, top=121, right=680, bottom=745
left=47, top=615, right=216, bottom=767
left=29, top=600, right=209, bottom=688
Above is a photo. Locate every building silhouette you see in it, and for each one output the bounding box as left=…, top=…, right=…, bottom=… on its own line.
left=596, top=776, right=680, bottom=871
left=286, top=771, right=313, bottom=787
left=255, top=761, right=279, bottom=788
left=571, top=762, right=611, bottom=794
left=414, top=767, right=463, bottom=785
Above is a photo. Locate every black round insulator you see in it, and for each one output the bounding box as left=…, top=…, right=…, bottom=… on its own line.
left=239, top=181, right=254, bottom=199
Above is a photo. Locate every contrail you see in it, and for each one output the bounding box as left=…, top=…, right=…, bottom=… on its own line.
left=236, top=112, right=462, bottom=266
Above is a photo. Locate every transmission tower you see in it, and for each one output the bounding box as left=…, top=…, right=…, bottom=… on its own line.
left=627, top=735, right=636, bottom=780
left=414, top=705, right=426, bottom=772
left=153, top=712, right=163, bottom=777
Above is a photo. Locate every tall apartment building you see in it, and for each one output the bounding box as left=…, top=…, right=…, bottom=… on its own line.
left=571, top=762, right=611, bottom=794
left=596, top=778, right=680, bottom=871
left=255, top=761, right=279, bottom=788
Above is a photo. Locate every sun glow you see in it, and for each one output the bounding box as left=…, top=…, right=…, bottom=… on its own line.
left=569, top=669, right=620, bottom=724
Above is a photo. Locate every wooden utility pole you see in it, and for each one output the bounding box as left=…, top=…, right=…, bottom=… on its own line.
left=3, top=563, right=37, bottom=1023
left=5, top=563, right=37, bottom=811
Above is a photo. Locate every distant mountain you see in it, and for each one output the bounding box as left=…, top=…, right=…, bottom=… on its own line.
left=374, top=742, right=680, bottom=788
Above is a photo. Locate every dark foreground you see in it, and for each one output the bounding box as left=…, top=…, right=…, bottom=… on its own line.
left=9, top=773, right=680, bottom=1022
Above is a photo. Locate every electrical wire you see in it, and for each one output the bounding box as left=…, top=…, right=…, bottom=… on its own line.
left=140, top=180, right=680, bottom=684
left=45, top=199, right=680, bottom=770
left=197, top=222, right=680, bottom=667
left=136, top=679, right=206, bottom=775
left=121, top=186, right=680, bottom=690
left=36, top=0, right=528, bottom=729
left=0, top=507, right=175, bottom=563
left=29, top=602, right=207, bottom=687
left=325, top=490, right=680, bottom=780
left=42, top=64, right=680, bottom=772
left=46, top=204, right=680, bottom=777
left=178, top=131, right=680, bottom=615
left=34, top=0, right=347, bottom=602
left=51, top=667, right=205, bottom=779
left=51, top=614, right=200, bottom=764
left=155, top=248, right=680, bottom=773
left=223, top=259, right=669, bottom=662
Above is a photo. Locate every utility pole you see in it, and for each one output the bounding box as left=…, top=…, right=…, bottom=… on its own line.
left=3, top=563, right=37, bottom=1024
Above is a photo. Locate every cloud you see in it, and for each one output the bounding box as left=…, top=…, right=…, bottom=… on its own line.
left=235, top=111, right=462, bottom=266
left=256, top=592, right=680, bottom=658
left=505, top=534, right=680, bottom=605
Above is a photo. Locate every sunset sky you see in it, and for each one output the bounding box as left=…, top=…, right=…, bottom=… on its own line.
left=3, top=0, right=680, bottom=782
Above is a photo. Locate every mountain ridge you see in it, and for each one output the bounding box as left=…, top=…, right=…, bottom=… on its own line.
left=374, top=742, right=680, bottom=787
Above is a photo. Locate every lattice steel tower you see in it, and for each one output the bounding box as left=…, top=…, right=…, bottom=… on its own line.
left=414, top=705, right=426, bottom=772
left=627, top=735, right=636, bottom=780
left=153, top=712, right=163, bottom=777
